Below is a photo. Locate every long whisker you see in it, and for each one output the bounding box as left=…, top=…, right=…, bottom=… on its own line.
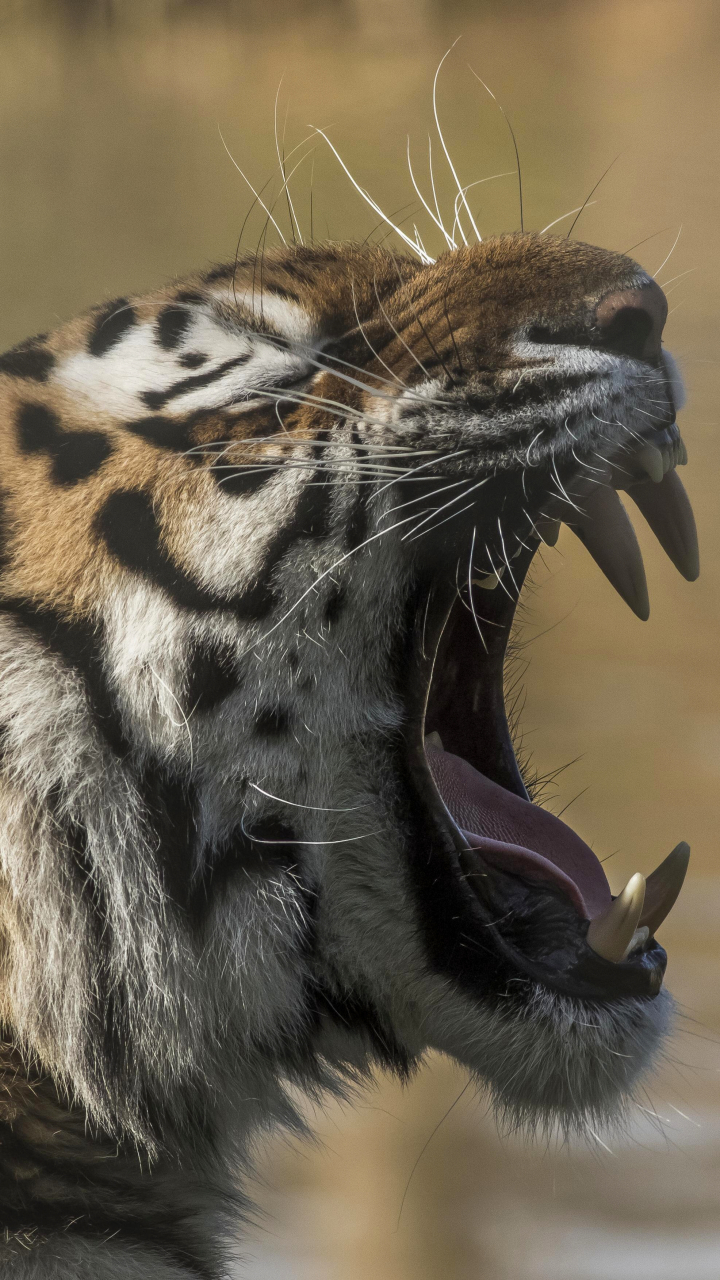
left=565, top=154, right=620, bottom=239
left=540, top=201, right=597, bottom=235
left=484, top=543, right=515, bottom=601
left=405, top=500, right=476, bottom=542
left=311, top=126, right=435, bottom=263
left=372, top=275, right=433, bottom=380
left=622, top=226, right=673, bottom=255
left=652, top=226, right=682, bottom=278
left=248, top=782, right=361, bottom=812
left=407, top=136, right=456, bottom=251
left=370, top=449, right=471, bottom=500
left=402, top=475, right=489, bottom=538
left=219, top=126, right=288, bottom=246
left=255, top=513, right=419, bottom=643
left=249, top=328, right=453, bottom=406
left=274, top=79, right=300, bottom=244
left=350, top=280, right=406, bottom=388
left=383, top=478, right=467, bottom=518
left=468, top=68, right=524, bottom=233
left=450, top=173, right=514, bottom=242
left=240, top=815, right=382, bottom=847
left=467, top=526, right=489, bottom=653
left=433, top=43, right=482, bottom=243
left=386, top=249, right=457, bottom=383
left=497, top=517, right=520, bottom=594
left=427, top=135, right=454, bottom=252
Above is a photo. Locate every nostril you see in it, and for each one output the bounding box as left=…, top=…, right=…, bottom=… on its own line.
left=599, top=306, right=654, bottom=360
left=594, top=281, right=668, bottom=362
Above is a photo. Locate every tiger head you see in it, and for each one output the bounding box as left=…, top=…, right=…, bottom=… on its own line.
left=0, top=233, right=694, bottom=1155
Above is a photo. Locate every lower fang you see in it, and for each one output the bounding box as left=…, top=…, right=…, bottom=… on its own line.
left=424, top=731, right=444, bottom=751
left=587, top=872, right=646, bottom=963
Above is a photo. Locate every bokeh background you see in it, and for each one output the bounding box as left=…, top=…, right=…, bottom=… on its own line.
left=1, top=2, right=719, bottom=1277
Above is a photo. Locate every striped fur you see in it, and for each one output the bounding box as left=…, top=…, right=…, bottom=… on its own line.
left=0, top=238, right=673, bottom=1277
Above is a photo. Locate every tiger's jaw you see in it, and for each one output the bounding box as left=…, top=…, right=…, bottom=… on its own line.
left=386, top=375, right=696, bottom=1126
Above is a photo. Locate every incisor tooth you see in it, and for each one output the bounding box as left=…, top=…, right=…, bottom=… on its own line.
left=639, top=841, right=690, bottom=937
left=587, top=872, right=646, bottom=963
left=627, top=471, right=699, bottom=582
left=567, top=486, right=650, bottom=620
left=636, top=444, right=665, bottom=484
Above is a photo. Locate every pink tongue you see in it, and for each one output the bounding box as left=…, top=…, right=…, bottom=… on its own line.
left=426, top=745, right=611, bottom=920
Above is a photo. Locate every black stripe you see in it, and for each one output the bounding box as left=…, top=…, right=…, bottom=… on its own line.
left=141, top=354, right=252, bottom=411
left=322, top=583, right=347, bottom=625
left=156, top=305, right=193, bottom=351
left=254, top=705, right=291, bottom=738
left=0, top=600, right=128, bottom=756
left=16, top=401, right=114, bottom=484
left=492, top=370, right=595, bottom=412
left=96, top=491, right=227, bottom=612
left=203, top=262, right=236, bottom=282
left=212, top=460, right=277, bottom=496
left=190, top=818, right=301, bottom=917
left=308, top=984, right=413, bottom=1080
left=185, top=636, right=242, bottom=712
left=95, top=489, right=276, bottom=619
left=264, top=282, right=302, bottom=302
left=345, top=429, right=370, bottom=551
left=97, top=466, right=335, bottom=621
left=345, top=492, right=369, bottom=552
left=0, top=336, right=55, bottom=382
left=137, top=765, right=198, bottom=909
left=88, top=299, right=137, bottom=357
left=124, top=415, right=194, bottom=452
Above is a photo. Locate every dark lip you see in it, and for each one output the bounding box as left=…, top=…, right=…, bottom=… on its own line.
left=408, top=485, right=668, bottom=1004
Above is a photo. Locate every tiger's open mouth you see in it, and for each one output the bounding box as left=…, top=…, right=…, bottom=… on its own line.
left=418, top=413, right=695, bottom=1005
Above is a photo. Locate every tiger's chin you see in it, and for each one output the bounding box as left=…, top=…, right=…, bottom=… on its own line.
left=390, top=406, right=694, bottom=1132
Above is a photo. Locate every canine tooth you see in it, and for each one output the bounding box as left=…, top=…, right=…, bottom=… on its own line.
left=587, top=872, right=646, bottom=963
left=636, top=444, right=665, bottom=484
left=424, top=731, right=444, bottom=751
left=535, top=517, right=561, bottom=547
left=627, top=471, right=699, bottom=582
left=639, top=841, right=690, bottom=937
left=678, top=438, right=688, bottom=466
left=567, top=486, right=650, bottom=620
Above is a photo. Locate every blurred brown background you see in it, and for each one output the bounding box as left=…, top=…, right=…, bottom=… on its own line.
left=1, top=2, right=718, bottom=1277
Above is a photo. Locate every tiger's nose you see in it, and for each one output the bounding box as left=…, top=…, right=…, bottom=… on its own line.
left=594, top=279, right=668, bottom=362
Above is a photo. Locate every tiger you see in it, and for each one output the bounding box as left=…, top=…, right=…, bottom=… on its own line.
left=0, top=228, right=696, bottom=1278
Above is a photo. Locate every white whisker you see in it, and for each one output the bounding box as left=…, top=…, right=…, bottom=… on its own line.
left=312, top=126, right=435, bottom=263
left=433, top=43, right=482, bottom=243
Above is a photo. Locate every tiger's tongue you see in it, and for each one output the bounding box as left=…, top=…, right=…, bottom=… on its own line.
left=426, top=745, right=611, bottom=920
